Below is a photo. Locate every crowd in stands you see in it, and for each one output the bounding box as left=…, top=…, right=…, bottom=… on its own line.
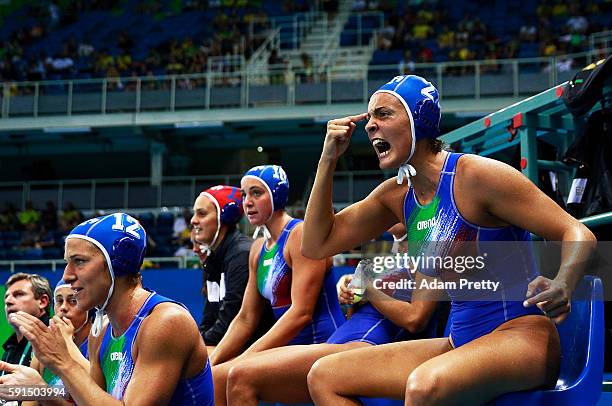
left=0, top=200, right=356, bottom=263
left=1, top=0, right=609, bottom=89
left=0, top=200, right=246, bottom=259
left=0, top=200, right=84, bottom=260
left=0, top=0, right=311, bottom=89
left=367, top=0, right=610, bottom=72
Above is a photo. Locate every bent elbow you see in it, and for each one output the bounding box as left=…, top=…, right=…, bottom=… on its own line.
left=292, top=309, right=314, bottom=330
left=583, top=224, right=597, bottom=243
left=404, top=316, right=429, bottom=334
left=301, top=242, right=325, bottom=260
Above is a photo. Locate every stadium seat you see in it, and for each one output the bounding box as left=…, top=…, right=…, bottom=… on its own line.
left=138, top=212, right=155, bottom=231
left=156, top=212, right=175, bottom=233
left=490, top=275, right=604, bottom=406
left=359, top=276, right=603, bottom=406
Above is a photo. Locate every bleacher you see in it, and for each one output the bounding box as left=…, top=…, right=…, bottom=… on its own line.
left=366, top=0, right=611, bottom=66
left=0, top=0, right=313, bottom=82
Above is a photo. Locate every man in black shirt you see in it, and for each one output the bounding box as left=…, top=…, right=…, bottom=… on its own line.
left=191, top=185, right=253, bottom=348
left=2, top=273, right=51, bottom=367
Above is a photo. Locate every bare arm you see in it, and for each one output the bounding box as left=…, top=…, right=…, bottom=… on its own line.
left=340, top=272, right=438, bottom=334
left=367, top=293, right=437, bottom=335
left=209, top=239, right=265, bottom=365
left=121, top=305, right=203, bottom=406
left=302, top=114, right=402, bottom=258
left=460, top=156, right=596, bottom=322
left=242, top=224, right=329, bottom=354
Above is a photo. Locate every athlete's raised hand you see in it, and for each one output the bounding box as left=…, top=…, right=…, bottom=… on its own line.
left=321, top=113, right=368, bottom=161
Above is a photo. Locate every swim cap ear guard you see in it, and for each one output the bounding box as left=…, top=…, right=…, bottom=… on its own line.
left=371, top=75, right=441, bottom=186
left=111, top=236, right=146, bottom=277
left=66, top=213, right=147, bottom=337
left=241, top=165, right=290, bottom=239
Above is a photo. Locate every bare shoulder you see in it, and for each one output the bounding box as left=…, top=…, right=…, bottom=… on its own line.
left=287, top=220, right=303, bottom=243
left=249, top=237, right=265, bottom=265
left=138, top=303, right=198, bottom=349
left=250, top=237, right=265, bottom=253
left=455, top=154, right=525, bottom=191
left=372, top=176, right=410, bottom=220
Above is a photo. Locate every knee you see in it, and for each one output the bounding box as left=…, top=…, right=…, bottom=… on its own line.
left=226, top=364, right=256, bottom=399
left=212, top=365, right=227, bottom=386
left=405, top=367, right=445, bottom=406
left=307, top=358, right=333, bottom=395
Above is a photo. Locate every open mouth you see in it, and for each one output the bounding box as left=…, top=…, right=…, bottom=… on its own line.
left=372, top=139, right=391, bottom=157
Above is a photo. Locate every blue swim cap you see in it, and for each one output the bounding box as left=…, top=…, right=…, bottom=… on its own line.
left=54, top=279, right=71, bottom=295
left=66, top=213, right=146, bottom=337
left=67, top=213, right=147, bottom=277
left=242, top=165, right=290, bottom=212
left=372, top=75, right=441, bottom=142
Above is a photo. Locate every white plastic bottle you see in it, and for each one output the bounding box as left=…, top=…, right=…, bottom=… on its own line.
left=349, top=259, right=371, bottom=303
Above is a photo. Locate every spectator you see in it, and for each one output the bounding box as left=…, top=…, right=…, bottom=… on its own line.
left=0, top=203, right=20, bottom=231
left=2, top=273, right=51, bottom=368
left=173, top=207, right=191, bottom=238
left=298, top=52, right=314, bottom=83
left=18, top=222, right=39, bottom=248
left=18, top=201, right=40, bottom=228
left=398, top=50, right=415, bottom=74
left=519, top=18, right=538, bottom=42
left=437, top=25, right=455, bottom=49
left=35, top=224, right=57, bottom=250
left=267, top=49, right=286, bottom=85
left=40, top=200, right=58, bottom=231
left=60, top=201, right=82, bottom=231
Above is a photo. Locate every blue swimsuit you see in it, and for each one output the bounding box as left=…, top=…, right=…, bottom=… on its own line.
left=403, top=152, right=542, bottom=347
left=99, top=292, right=214, bottom=405
left=327, top=266, right=421, bottom=345
left=257, top=218, right=344, bottom=344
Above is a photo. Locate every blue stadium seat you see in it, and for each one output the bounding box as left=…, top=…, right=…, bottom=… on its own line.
left=358, top=276, right=603, bottom=406
left=156, top=211, right=175, bottom=231
left=138, top=212, right=155, bottom=232
left=490, top=275, right=604, bottom=406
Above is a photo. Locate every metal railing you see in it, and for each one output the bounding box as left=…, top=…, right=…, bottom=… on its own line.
left=589, top=30, right=612, bottom=63
left=2, top=48, right=609, bottom=120
left=0, top=174, right=243, bottom=212
left=1, top=210, right=610, bottom=270
left=0, top=168, right=397, bottom=212
left=0, top=256, right=188, bottom=273
left=248, top=11, right=322, bottom=51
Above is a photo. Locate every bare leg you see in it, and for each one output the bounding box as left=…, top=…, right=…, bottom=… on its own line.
left=227, top=342, right=370, bottom=406
left=213, top=359, right=239, bottom=406
left=404, top=315, right=560, bottom=405
left=308, top=338, right=453, bottom=405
